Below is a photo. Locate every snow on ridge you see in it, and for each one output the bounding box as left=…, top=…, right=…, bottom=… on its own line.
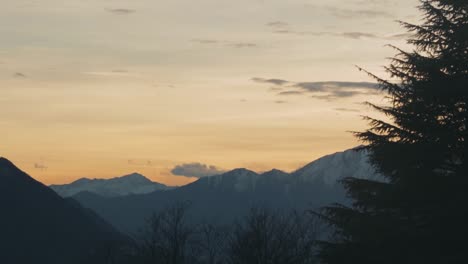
left=50, top=173, right=170, bottom=197
left=199, top=147, right=379, bottom=192
left=293, top=147, right=379, bottom=185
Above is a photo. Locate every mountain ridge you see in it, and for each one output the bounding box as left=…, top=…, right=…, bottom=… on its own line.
left=72, top=146, right=381, bottom=234
left=51, top=172, right=171, bottom=197
left=0, top=157, right=128, bottom=264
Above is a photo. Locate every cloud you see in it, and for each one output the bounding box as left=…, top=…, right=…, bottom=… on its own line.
left=269, top=87, right=283, bottom=92
left=275, top=100, right=288, bottom=104
left=192, top=39, right=257, bottom=48
left=326, top=7, right=392, bottom=19
left=34, top=163, right=47, bottom=170
left=266, top=21, right=289, bottom=28
left=171, top=163, right=226, bottom=178
left=253, top=77, right=381, bottom=101
left=272, top=29, right=379, bottom=40
left=107, top=8, right=136, bottom=15
left=294, top=81, right=378, bottom=91
left=295, top=81, right=379, bottom=99
left=192, top=39, right=219, bottom=44
left=266, top=21, right=407, bottom=41
left=251, top=77, right=289, bottom=86
left=334, top=108, right=361, bottom=112
left=229, top=42, right=257, bottom=48
left=340, top=32, right=378, bottom=39
left=111, top=69, right=128, bottom=73
left=83, top=70, right=139, bottom=77
left=13, top=72, right=27, bottom=78
left=278, top=91, right=304, bottom=96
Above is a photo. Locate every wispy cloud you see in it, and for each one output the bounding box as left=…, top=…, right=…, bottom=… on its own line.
left=278, top=91, right=304, bottom=96
left=272, top=29, right=381, bottom=40
left=267, top=19, right=409, bottom=40
left=295, top=81, right=380, bottom=99
left=334, top=107, right=361, bottom=112
left=107, top=8, right=136, bottom=15
left=83, top=70, right=139, bottom=77
left=251, top=77, right=289, bottom=86
left=229, top=42, right=257, bottom=48
left=192, top=39, right=219, bottom=44
left=275, top=29, right=411, bottom=40
left=13, top=72, right=27, bottom=78
left=253, top=77, right=381, bottom=101
left=294, top=81, right=378, bottom=91
left=34, top=163, right=48, bottom=170
left=325, top=7, right=392, bottom=19
left=266, top=21, right=290, bottom=28
left=171, top=163, right=226, bottom=178
left=192, top=39, right=257, bottom=48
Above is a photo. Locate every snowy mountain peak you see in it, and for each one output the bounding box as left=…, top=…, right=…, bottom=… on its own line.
left=293, top=147, right=380, bottom=185
left=50, top=173, right=171, bottom=197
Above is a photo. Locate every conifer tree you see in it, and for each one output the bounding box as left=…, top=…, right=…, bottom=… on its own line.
left=318, top=1, right=468, bottom=263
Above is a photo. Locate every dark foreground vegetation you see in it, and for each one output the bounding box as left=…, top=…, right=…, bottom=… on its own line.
left=317, top=0, right=468, bottom=263
left=103, top=203, right=322, bottom=264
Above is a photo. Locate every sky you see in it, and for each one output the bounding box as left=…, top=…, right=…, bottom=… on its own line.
left=0, top=0, right=420, bottom=185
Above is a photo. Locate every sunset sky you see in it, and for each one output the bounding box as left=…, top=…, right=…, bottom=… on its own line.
left=1, top=0, right=420, bottom=185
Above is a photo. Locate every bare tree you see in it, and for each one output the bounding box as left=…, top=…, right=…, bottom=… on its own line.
left=228, top=207, right=320, bottom=264
left=137, top=202, right=195, bottom=264
left=195, top=223, right=229, bottom=264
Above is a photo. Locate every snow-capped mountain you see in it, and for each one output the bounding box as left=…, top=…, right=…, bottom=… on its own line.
left=201, top=147, right=381, bottom=192
left=50, top=173, right=172, bottom=197
left=72, top=147, right=382, bottom=233
left=293, top=146, right=382, bottom=185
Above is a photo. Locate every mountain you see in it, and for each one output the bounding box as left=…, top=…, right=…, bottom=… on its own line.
left=294, top=146, right=381, bottom=184
left=50, top=172, right=171, bottom=197
left=0, top=157, right=128, bottom=264
left=72, top=147, right=382, bottom=234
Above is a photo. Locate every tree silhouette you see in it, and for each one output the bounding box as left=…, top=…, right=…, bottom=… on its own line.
left=228, top=208, right=319, bottom=264
left=317, top=1, right=468, bottom=263
left=195, top=223, right=229, bottom=264
left=137, top=202, right=196, bottom=264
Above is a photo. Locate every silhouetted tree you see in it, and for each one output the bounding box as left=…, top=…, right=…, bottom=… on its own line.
left=228, top=208, right=319, bottom=264
left=194, top=223, right=229, bottom=264
left=137, top=202, right=196, bottom=264
left=318, top=1, right=468, bottom=263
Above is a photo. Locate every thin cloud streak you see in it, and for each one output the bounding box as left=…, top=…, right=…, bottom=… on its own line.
left=253, top=77, right=381, bottom=101
left=107, top=8, right=136, bottom=15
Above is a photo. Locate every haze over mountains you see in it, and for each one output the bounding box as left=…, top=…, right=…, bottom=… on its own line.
left=70, top=147, right=380, bottom=234
left=0, top=157, right=127, bottom=264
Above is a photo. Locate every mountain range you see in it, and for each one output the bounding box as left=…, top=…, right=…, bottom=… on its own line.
left=50, top=172, right=171, bottom=197
left=0, top=157, right=128, bottom=264
left=71, top=147, right=382, bottom=234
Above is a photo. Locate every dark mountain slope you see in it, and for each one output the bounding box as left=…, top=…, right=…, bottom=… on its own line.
left=0, top=157, right=128, bottom=264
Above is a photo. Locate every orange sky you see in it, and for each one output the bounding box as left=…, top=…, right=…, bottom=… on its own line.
left=0, top=0, right=418, bottom=185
